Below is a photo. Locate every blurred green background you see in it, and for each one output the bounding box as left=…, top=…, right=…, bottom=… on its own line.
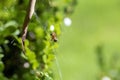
left=56, top=0, right=120, bottom=80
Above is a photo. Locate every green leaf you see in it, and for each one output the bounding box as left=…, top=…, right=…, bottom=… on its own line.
left=35, top=27, right=45, bottom=39
left=0, top=62, right=4, bottom=71
left=24, top=40, right=39, bottom=70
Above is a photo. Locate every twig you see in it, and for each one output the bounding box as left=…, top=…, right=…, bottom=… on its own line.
left=21, top=0, right=36, bottom=52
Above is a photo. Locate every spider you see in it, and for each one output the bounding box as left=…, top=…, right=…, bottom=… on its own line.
left=50, top=32, right=58, bottom=42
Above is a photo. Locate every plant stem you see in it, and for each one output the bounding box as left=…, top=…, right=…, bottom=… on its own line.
left=21, top=0, right=36, bottom=52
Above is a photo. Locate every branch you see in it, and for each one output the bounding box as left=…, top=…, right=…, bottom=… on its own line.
left=21, top=0, right=36, bottom=52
